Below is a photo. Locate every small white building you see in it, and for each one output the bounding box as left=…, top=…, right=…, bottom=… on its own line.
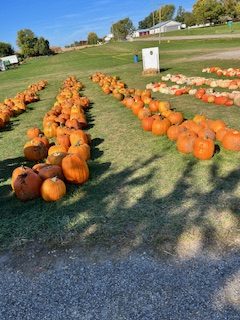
left=149, top=20, right=182, bottom=35
left=133, top=20, right=182, bottom=38
left=104, top=33, right=114, bottom=43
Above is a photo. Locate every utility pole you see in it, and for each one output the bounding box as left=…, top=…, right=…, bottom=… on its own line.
left=159, top=6, right=161, bottom=45
left=152, top=11, right=155, bottom=27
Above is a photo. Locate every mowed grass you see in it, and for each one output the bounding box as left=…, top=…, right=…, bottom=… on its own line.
left=0, top=40, right=240, bottom=254
left=157, top=21, right=240, bottom=37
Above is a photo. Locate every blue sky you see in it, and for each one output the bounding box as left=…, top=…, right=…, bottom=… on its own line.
left=0, top=0, right=194, bottom=48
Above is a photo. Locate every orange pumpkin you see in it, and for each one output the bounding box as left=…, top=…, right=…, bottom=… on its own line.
left=176, top=131, right=197, bottom=154
left=41, top=177, right=66, bottom=202
left=193, top=137, right=215, bottom=160
left=152, top=118, right=171, bottom=136
left=14, top=171, right=42, bottom=201
left=62, top=154, right=89, bottom=184
left=24, top=140, right=48, bottom=161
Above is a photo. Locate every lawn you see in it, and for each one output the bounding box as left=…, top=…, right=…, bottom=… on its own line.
left=158, top=21, right=240, bottom=37
left=0, top=39, right=240, bottom=255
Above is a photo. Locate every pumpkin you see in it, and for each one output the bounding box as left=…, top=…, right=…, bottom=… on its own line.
left=132, top=101, right=144, bottom=115
left=167, top=112, right=184, bottom=125
left=158, top=101, right=171, bottom=113
left=48, top=144, right=68, bottom=156
left=177, top=131, right=197, bottom=154
left=27, top=127, right=43, bottom=140
left=46, top=152, right=68, bottom=166
left=197, top=128, right=216, bottom=140
left=11, top=166, right=32, bottom=190
left=70, top=130, right=88, bottom=145
left=41, top=177, right=66, bottom=202
left=141, top=116, right=154, bottom=131
left=209, top=120, right=226, bottom=133
left=14, top=170, right=42, bottom=201
left=149, top=100, right=159, bottom=112
left=24, top=140, right=48, bottom=161
left=222, top=131, right=240, bottom=151
left=38, top=164, right=64, bottom=181
left=137, top=107, right=151, bottom=120
left=62, top=154, right=89, bottom=184
left=216, top=127, right=231, bottom=142
left=32, top=163, right=49, bottom=173
left=167, top=125, right=185, bottom=141
left=68, top=142, right=90, bottom=161
left=193, top=114, right=206, bottom=125
left=152, top=118, right=171, bottom=136
left=57, top=134, right=71, bottom=150
left=32, top=135, right=50, bottom=148
left=193, top=137, right=215, bottom=160
left=43, top=122, right=58, bottom=138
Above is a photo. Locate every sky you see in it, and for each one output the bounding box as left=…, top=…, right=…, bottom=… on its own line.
left=0, top=0, right=194, bottom=48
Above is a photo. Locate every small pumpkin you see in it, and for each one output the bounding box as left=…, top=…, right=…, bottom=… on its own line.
left=41, top=177, right=66, bottom=202
left=46, top=152, right=68, bottom=166
left=152, top=118, right=171, bottom=136
left=27, top=127, right=43, bottom=140
left=68, top=142, right=90, bottom=161
left=177, top=131, right=197, bottom=154
left=38, top=164, right=64, bottom=180
left=48, top=144, right=68, bottom=156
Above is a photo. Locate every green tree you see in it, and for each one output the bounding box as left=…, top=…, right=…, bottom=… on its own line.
left=138, top=5, right=175, bottom=29
left=175, top=6, right=185, bottom=23
left=17, top=29, right=51, bottom=57
left=161, top=4, right=176, bottom=21
left=87, top=32, right=98, bottom=45
left=222, top=0, right=238, bottom=18
left=193, top=0, right=224, bottom=23
left=34, top=37, right=51, bottom=55
left=111, top=18, right=134, bottom=40
left=0, top=42, right=14, bottom=57
left=183, top=12, right=196, bottom=26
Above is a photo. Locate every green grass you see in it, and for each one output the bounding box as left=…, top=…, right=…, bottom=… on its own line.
left=158, top=21, right=240, bottom=37
left=0, top=39, right=240, bottom=254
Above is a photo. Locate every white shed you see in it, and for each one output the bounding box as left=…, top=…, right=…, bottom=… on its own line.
left=149, top=20, right=182, bottom=34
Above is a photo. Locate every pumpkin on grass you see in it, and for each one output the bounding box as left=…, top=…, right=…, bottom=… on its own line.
left=68, top=142, right=90, bottom=161
left=48, top=144, right=68, bottom=156
left=27, top=127, right=43, bottom=139
left=38, top=164, right=64, bottom=181
left=14, top=170, right=42, bottom=201
left=222, top=131, right=240, bottom=151
left=46, top=152, right=68, bottom=166
left=24, top=140, right=48, bottom=161
left=177, top=131, right=197, bottom=154
left=152, top=118, right=171, bottom=136
left=11, top=166, right=32, bottom=190
left=193, top=137, right=215, bottom=160
left=62, top=154, right=89, bottom=184
left=41, top=177, right=66, bottom=201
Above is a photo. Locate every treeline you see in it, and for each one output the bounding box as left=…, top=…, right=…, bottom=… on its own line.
left=139, top=0, right=240, bottom=29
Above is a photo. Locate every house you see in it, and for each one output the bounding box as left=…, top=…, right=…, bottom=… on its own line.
left=104, top=33, right=114, bottom=43
left=133, top=20, right=182, bottom=38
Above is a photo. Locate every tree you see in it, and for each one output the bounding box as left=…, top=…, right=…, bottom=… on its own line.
left=161, top=4, right=176, bottom=21
left=34, top=37, right=51, bottom=56
left=222, top=0, right=238, bottom=18
left=183, top=12, right=196, bottom=26
left=16, top=29, right=51, bottom=57
left=193, top=0, right=224, bottom=24
left=175, top=6, right=185, bottom=23
left=138, top=5, right=175, bottom=29
left=87, top=32, right=98, bottom=45
left=111, top=18, right=134, bottom=40
left=0, top=42, right=14, bottom=57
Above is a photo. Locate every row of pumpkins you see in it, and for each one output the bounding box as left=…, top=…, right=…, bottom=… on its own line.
left=162, top=73, right=240, bottom=90
left=146, top=82, right=240, bottom=107
left=0, top=80, right=47, bottom=129
left=91, top=72, right=240, bottom=159
left=202, top=67, right=240, bottom=78
left=11, top=76, right=91, bottom=202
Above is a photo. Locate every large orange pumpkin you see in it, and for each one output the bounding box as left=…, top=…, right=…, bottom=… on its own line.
left=68, top=143, right=90, bottom=161
left=222, top=130, right=240, bottom=151
left=14, top=171, right=42, bottom=201
left=152, top=118, right=171, bottom=136
left=62, top=154, right=89, bottom=184
left=24, top=140, right=48, bottom=161
left=193, top=137, right=215, bottom=160
left=177, top=131, right=197, bottom=154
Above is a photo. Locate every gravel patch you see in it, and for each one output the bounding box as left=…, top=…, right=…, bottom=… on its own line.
left=0, top=250, right=239, bottom=320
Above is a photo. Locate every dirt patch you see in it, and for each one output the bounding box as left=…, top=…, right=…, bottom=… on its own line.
left=190, top=48, right=240, bottom=61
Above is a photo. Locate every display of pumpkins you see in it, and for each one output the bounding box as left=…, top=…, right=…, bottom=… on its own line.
left=0, top=80, right=47, bottom=130
left=12, top=76, right=91, bottom=202
left=91, top=72, right=240, bottom=161
left=202, top=67, right=240, bottom=78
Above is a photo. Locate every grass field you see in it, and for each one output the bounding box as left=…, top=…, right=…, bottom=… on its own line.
left=159, top=22, right=240, bottom=37
left=0, top=39, right=240, bottom=255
